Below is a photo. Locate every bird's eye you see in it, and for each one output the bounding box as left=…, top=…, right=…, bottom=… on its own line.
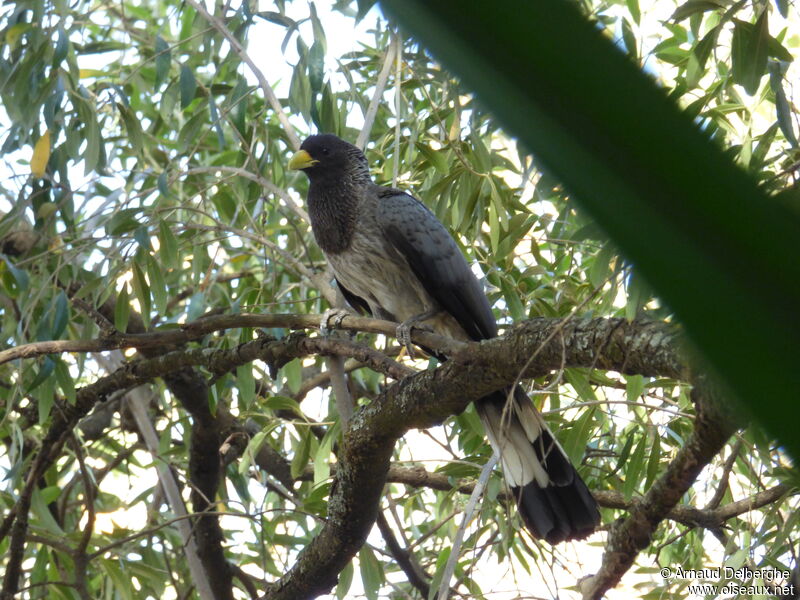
left=321, top=147, right=330, bottom=155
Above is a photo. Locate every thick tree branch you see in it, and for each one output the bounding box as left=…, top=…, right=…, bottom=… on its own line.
left=581, top=377, right=738, bottom=599
left=261, top=317, right=694, bottom=599
left=331, top=465, right=793, bottom=531
left=593, top=484, right=791, bottom=529
left=0, top=312, right=461, bottom=366
left=3, top=315, right=718, bottom=600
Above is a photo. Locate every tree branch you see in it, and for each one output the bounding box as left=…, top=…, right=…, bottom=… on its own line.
left=183, top=0, right=301, bottom=151
left=375, top=513, right=431, bottom=598
left=0, top=312, right=461, bottom=366
left=356, top=34, right=399, bottom=150
left=581, top=377, right=738, bottom=599
left=261, top=317, right=694, bottom=599
left=3, top=315, right=720, bottom=600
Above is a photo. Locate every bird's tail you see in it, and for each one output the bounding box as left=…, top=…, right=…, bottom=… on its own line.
left=476, top=387, right=599, bottom=544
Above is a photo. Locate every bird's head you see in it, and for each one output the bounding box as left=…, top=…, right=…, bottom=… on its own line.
left=288, top=134, right=370, bottom=184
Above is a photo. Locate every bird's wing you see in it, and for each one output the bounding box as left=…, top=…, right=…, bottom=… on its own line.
left=375, top=187, right=497, bottom=341
left=335, top=277, right=372, bottom=315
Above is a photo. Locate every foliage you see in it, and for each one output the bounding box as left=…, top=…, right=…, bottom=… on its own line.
left=0, top=0, right=798, bottom=599
left=382, top=0, right=800, bottom=461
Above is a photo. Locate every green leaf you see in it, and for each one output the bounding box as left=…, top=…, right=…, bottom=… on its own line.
left=282, top=358, right=302, bottom=395
left=157, top=221, right=179, bottom=269
left=117, top=102, right=144, bottom=154
left=613, top=431, right=635, bottom=476
left=356, top=0, right=378, bottom=20
left=82, top=113, right=103, bottom=175
left=51, top=291, right=69, bottom=338
left=238, top=424, right=279, bottom=475
left=415, top=141, right=449, bottom=174
left=115, top=284, right=131, bottom=332
left=769, top=62, right=798, bottom=147
left=487, top=200, right=499, bottom=252
left=336, top=561, right=354, bottom=599
left=264, top=395, right=305, bottom=418
left=623, top=433, right=647, bottom=500
left=30, top=486, right=64, bottom=535
left=102, top=559, right=134, bottom=600
left=37, top=378, right=56, bottom=425
left=671, top=0, right=726, bottom=22
left=146, top=254, right=167, bottom=314
left=499, top=277, right=525, bottom=321
left=626, top=374, right=645, bottom=403
left=179, top=65, right=197, bottom=109
left=645, top=430, right=661, bottom=489
left=177, top=104, right=207, bottom=150
left=380, top=0, right=800, bottom=461
left=54, top=357, right=76, bottom=405
left=563, top=406, right=596, bottom=465
left=620, top=18, right=637, bottom=60
left=237, top=364, right=255, bottom=409
left=626, top=0, right=640, bottom=24
left=309, top=3, right=327, bottom=53
left=687, top=26, right=719, bottom=88
left=134, top=225, right=150, bottom=250
left=314, top=421, right=338, bottom=486
left=358, top=546, right=382, bottom=600
left=428, top=546, right=452, bottom=599
left=28, top=357, right=55, bottom=392
left=308, top=41, right=325, bottom=95
left=588, top=244, right=614, bottom=289
left=131, top=261, right=151, bottom=320
left=2, top=257, right=29, bottom=295
left=157, top=170, right=170, bottom=197
left=207, top=94, right=226, bottom=148
left=107, top=208, right=142, bottom=236
left=290, top=429, right=313, bottom=479
left=625, top=268, right=651, bottom=321
left=565, top=368, right=598, bottom=403
left=731, top=15, right=769, bottom=95
left=289, top=67, right=313, bottom=123
left=155, top=35, right=171, bottom=90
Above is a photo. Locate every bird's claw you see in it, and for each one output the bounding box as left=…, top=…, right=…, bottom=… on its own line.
left=396, top=318, right=434, bottom=359
left=396, top=322, right=416, bottom=358
left=320, top=308, right=350, bottom=337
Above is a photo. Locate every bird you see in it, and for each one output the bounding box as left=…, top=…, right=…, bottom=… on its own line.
left=288, top=133, right=600, bottom=544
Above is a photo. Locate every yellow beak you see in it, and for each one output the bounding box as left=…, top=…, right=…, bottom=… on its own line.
left=288, top=149, right=318, bottom=170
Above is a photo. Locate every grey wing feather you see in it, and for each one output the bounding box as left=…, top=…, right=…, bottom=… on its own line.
left=375, top=188, right=497, bottom=341
left=335, top=277, right=371, bottom=315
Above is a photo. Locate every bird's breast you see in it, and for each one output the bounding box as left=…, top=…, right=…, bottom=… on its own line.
left=328, top=229, right=430, bottom=321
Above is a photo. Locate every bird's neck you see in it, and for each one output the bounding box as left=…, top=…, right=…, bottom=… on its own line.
left=307, top=179, right=363, bottom=254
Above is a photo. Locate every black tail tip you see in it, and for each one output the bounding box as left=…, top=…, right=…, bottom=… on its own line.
left=513, top=472, right=600, bottom=544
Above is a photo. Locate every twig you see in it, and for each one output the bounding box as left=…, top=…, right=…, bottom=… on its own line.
left=70, top=435, right=96, bottom=600
left=121, top=364, right=216, bottom=600
left=392, top=30, right=402, bottom=186
left=375, top=513, right=431, bottom=598
left=704, top=437, right=743, bottom=510
left=183, top=0, right=301, bottom=150
left=356, top=34, right=400, bottom=150
left=180, top=165, right=309, bottom=224
left=436, top=451, right=498, bottom=599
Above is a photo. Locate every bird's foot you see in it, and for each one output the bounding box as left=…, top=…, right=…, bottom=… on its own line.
left=396, top=309, right=439, bottom=359
left=320, top=308, right=350, bottom=336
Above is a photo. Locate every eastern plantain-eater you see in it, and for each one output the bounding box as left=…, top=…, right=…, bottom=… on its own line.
left=289, top=133, right=599, bottom=544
